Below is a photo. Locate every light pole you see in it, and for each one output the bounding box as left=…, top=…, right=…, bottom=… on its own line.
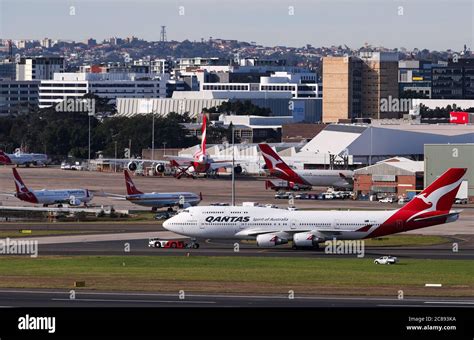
left=114, top=141, right=117, bottom=172
left=88, top=112, right=94, bottom=170
left=231, top=126, right=235, bottom=206
left=148, top=99, right=155, bottom=161
left=162, top=142, right=167, bottom=157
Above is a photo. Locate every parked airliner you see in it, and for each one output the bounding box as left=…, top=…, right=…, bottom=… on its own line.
left=163, top=168, right=466, bottom=248
left=106, top=170, right=201, bottom=210
left=0, top=150, right=48, bottom=167
left=9, top=168, right=93, bottom=206
left=165, top=115, right=241, bottom=178
left=258, top=143, right=353, bottom=188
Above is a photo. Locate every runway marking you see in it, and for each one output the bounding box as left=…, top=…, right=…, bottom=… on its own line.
left=52, top=298, right=216, bottom=304
left=0, top=289, right=468, bottom=303
left=378, top=304, right=437, bottom=308
left=424, top=301, right=474, bottom=305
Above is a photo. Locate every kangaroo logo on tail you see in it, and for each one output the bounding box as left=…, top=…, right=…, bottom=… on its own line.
left=0, top=151, right=12, bottom=164
left=12, top=168, right=38, bottom=203
left=194, top=114, right=207, bottom=160
left=12, top=168, right=29, bottom=193
left=406, top=169, right=466, bottom=222
left=124, top=170, right=143, bottom=195
left=258, top=143, right=308, bottom=185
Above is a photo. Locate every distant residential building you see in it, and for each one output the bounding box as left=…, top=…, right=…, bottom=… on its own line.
left=15, top=40, right=27, bottom=49
left=0, top=80, right=39, bottom=116
left=151, top=59, right=172, bottom=74
left=86, top=38, right=97, bottom=46
left=40, top=38, right=53, bottom=48
left=431, top=58, right=474, bottom=99
left=16, top=56, right=65, bottom=81
left=38, top=72, right=169, bottom=108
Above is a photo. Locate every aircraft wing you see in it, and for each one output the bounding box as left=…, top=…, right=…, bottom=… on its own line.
left=411, top=211, right=461, bottom=223
left=97, top=158, right=168, bottom=164
left=165, top=156, right=194, bottom=167
left=235, top=228, right=354, bottom=237
left=0, top=191, right=16, bottom=197
left=209, top=162, right=233, bottom=171
left=92, top=191, right=127, bottom=200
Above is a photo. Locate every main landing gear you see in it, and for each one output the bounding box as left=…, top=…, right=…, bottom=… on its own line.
left=187, top=238, right=200, bottom=249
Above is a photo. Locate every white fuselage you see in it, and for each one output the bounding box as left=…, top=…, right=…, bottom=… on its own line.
left=8, top=153, right=48, bottom=166
left=295, top=169, right=354, bottom=188
left=163, top=205, right=394, bottom=241
left=126, top=192, right=200, bottom=208
left=30, top=189, right=92, bottom=205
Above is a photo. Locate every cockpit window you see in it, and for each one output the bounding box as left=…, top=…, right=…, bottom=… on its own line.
left=182, top=209, right=189, bottom=213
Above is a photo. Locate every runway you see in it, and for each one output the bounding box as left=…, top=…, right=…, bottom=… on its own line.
left=0, top=288, right=472, bottom=307
left=35, top=236, right=474, bottom=260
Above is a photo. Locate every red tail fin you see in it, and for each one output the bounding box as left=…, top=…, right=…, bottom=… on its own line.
left=0, top=151, right=12, bottom=164
left=258, top=143, right=306, bottom=185
left=124, top=170, right=143, bottom=195
left=12, top=168, right=30, bottom=193
left=402, top=168, right=467, bottom=216
left=201, top=114, right=207, bottom=155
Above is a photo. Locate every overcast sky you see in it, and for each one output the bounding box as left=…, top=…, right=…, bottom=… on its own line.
left=0, top=0, right=473, bottom=50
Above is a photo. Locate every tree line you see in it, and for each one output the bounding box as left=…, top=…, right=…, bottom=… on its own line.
left=0, top=107, right=210, bottom=161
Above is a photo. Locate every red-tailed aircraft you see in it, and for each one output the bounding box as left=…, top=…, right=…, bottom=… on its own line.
left=258, top=143, right=354, bottom=189
left=166, top=115, right=242, bottom=179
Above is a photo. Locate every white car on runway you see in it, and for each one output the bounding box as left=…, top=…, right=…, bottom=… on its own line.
left=374, top=256, right=398, bottom=265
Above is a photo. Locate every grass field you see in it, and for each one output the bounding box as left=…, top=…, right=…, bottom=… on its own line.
left=357, top=235, right=450, bottom=247
left=0, top=256, right=471, bottom=297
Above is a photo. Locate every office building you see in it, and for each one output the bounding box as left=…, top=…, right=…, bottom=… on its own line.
left=0, top=80, right=40, bottom=115
left=0, top=59, right=16, bottom=80
left=38, top=72, right=169, bottom=108
left=322, top=56, right=362, bottom=122
left=16, top=56, right=65, bottom=81
left=431, top=58, right=474, bottom=99
left=322, top=52, right=399, bottom=122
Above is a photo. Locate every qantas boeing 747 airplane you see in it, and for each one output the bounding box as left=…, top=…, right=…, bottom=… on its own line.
left=163, top=168, right=466, bottom=248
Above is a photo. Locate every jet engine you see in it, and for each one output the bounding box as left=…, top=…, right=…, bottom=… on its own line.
left=155, top=163, right=166, bottom=173
left=292, top=232, right=326, bottom=248
left=69, top=196, right=81, bottom=206
left=127, top=161, right=138, bottom=172
left=234, top=165, right=242, bottom=174
left=256, top=234, right=288, bottom=247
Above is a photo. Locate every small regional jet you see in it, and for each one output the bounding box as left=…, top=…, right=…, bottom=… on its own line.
left=0, top=150, right=48, bottom=167
left=7, top=168, right=93, bottom=206
left=258, top=143, right=354, bottom=189
left=163, top=168, right=466, bottom=249
left=105, top=170, right=201, bottom=211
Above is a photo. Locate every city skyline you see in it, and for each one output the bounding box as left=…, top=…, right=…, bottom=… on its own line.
left=0, top=0, right=473, bottom=51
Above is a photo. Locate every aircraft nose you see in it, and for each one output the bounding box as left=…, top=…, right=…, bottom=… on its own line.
left=162, top=217, right=175, bottom=232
